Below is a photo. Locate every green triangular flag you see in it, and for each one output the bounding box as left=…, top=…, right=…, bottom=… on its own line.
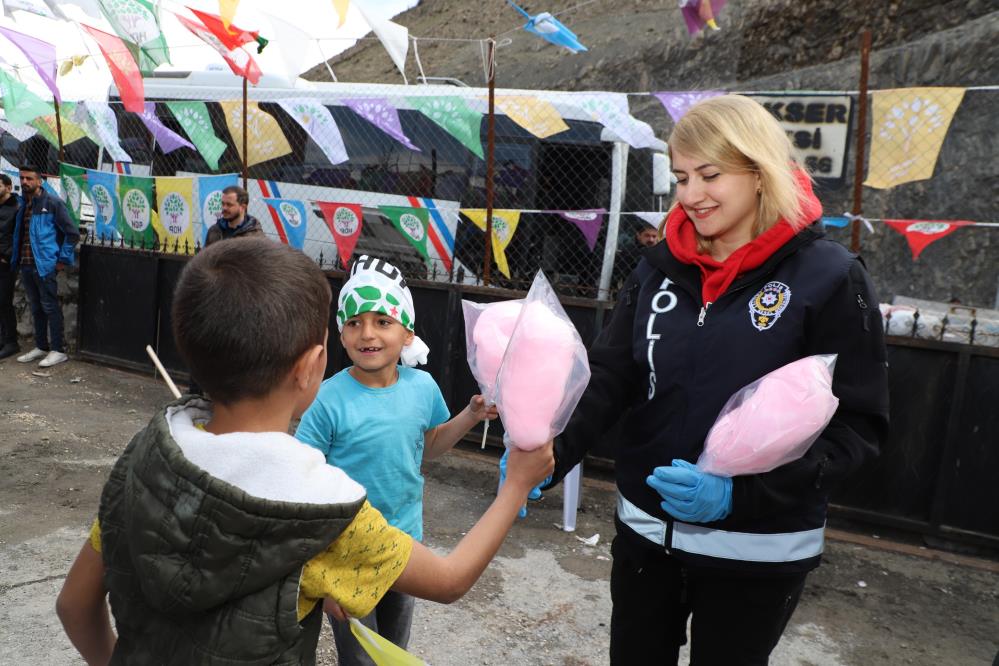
left=165, top=101, right=227, bottom=171
left=379, top=206, right=431, bottom=262
left=98, top=0, right=171, bottom=73
left=117, top=174, right=158, bottom=248
left=0, top=69, right=54, bottom=125
left=59, top=163, right=88, bottom=228
left=410, top=96, right=484, bottom=159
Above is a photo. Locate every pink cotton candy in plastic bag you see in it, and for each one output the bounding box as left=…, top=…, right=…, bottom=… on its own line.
left=462, top=272, right=590, bottom=451
left=465, top=299, right=523, bottom=396
left=696, top=354, right=839, bottom=477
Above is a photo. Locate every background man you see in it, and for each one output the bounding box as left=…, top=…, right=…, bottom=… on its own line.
left=204, top=185, right=263, bottom=246
left=0, top=174, right=20, bottom=359
left=13, top=165, right=79, bottom=368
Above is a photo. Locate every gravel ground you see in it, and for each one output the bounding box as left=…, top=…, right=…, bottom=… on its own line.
left=1, top=356, right=997, bottom=665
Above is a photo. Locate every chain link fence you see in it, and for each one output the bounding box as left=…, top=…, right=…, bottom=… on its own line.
left=3, top=74, right=993, bottom=302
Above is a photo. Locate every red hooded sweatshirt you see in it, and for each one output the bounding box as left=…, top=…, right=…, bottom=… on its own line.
left=665, top=171, right=823, bottom=306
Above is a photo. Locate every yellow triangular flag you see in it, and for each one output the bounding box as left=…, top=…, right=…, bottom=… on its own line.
left=219, top=100, right=293, bottom=167
left=349, top=618, right=426, bottom=665
left=219, top=0, right=240, bottom=28
left=333, top=0, right=350, bottom=27
left=864, top=87, right=965, bottom=189
left=154, top=176, right=196, bottom=253
left=462, top=209, right=522, bottom=278
left=493, top=95, right=569, bottom=139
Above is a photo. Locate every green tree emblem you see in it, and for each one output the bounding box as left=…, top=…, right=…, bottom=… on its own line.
left=92, top=185, right=114, bottom=221
left=162, top=192, right=189, bottom=235
left=123, top=189, right=149, bottom=231
left=399, top=213, right=424, bottom=242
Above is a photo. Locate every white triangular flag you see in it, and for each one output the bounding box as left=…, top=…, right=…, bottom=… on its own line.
left=355, top=3, right=409, bottom=83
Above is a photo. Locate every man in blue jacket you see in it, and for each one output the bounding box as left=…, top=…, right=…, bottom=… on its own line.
left=12, top=165, right=79, bottom=368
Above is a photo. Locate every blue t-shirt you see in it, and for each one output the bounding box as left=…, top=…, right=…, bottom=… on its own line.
left=295, top=366, right=450, bottom=540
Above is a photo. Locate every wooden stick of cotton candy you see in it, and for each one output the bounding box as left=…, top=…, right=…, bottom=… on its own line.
left=145, top=344, right=182, bottom=400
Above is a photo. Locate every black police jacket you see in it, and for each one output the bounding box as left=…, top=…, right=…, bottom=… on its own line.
left=552, top=224, right=889, bottom=574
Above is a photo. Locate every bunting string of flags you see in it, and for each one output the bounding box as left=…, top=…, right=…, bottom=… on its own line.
left=48, top=161, right=997, bottom=269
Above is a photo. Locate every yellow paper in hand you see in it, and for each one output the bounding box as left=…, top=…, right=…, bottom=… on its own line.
left=348, top=617, right=427, bottom=666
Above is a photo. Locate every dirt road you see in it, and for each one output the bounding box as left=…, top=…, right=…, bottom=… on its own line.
left=1, top=357, right=996, bottom=664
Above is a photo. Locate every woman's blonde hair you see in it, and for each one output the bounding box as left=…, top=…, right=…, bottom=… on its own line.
left=658, top=95, right=811, bottom=252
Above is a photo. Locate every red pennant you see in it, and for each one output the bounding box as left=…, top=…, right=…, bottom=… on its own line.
left=318, top=202, right=364, bottom=269
left=80, top=25, right=144, bottom=113
left=884, top=220, right=972, bottom=260
left=186, top=7, right=262, bottom=52
left=175, top=13, right=261, bottom=84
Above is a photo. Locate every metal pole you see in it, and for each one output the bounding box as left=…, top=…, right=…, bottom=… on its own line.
left=482, top=38, right=496, bottom=286
left=241, top=76, right=249, bottom=189
left=850, top=29, right=872, bottom=254
left=53, top=98, right=65, bottom=163
left=597, top=142, right=628, bottom=301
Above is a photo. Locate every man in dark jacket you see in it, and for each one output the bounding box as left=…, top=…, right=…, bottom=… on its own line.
left=204, top=185, right=264, bottom=246
left=12, top=165, right=79, bottom=368
left=0, top=174, right=20, bottom=359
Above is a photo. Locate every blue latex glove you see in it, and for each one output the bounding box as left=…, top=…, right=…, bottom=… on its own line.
left=499, top=448, right=547, bottom=518
left=646, top=459, right=733, bottom=523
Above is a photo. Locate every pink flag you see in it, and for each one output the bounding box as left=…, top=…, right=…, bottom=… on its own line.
left=884, top=220, right=972, bottom=260
left=318, top=202, right=364, bottom=269
left=81, top=24, right=144, bottom=113
left=557, top=209, right=605, bottom=252
left=0, top=26, right=59, bottom=102
left=652, top=90, right=723, bottom=122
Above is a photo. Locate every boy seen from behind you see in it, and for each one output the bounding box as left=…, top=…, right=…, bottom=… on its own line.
left=295, top=255, right=498, bottom=664
left=56, top=239, right=553, bottom=665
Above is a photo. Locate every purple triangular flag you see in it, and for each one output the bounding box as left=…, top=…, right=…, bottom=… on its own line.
left=653, top=90, right=724, bottom=123
left=0, top=26, right=59, bottom=102
left=558, top=209, right=605, bottom=252
left=137, top=103, right=194, bottom=154
left=342, top=97, right=421, bottom=152
left=679, top=0, right=727, bottom=35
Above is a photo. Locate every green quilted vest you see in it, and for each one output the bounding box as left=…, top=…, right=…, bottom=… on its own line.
left=98, top=398, right=365, bottom=665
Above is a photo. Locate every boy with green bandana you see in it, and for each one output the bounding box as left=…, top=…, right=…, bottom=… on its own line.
left=55, top=240, right=552, bottom=665
left=296, top=255, right=499, bottom=664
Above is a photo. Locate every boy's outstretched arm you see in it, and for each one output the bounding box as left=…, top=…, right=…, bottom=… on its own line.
left=56, top=542, right=116, bottom=666
left=423, top=394, right=498, bottom=461
left=394, top=441, right=553, bottom=601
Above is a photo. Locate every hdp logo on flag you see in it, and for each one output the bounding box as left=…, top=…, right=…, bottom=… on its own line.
left=318, top=202, right=364, bottom=269
left=885, top=219, right=972, bottom=260
left=263, top=197, right=309, bottom=249
left=85, top=169, right=121, bottom=242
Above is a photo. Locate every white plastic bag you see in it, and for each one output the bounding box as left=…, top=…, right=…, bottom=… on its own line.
left=696, top=354, right=839, bottom=477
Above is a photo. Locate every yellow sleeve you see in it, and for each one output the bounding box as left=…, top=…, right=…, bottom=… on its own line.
left=297, top=501, right=413, bottom=621
left=89, top=517, right=102, bottom=553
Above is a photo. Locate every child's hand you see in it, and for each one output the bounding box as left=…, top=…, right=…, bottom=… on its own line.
left=504, top=441, right=555, bottom=492
left=469, top=395, right=499, bottom=422
left=323, top=598, right=348, bottom=622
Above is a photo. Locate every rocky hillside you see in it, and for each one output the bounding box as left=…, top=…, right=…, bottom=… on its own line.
left=307, top=0, right=999, bottom=308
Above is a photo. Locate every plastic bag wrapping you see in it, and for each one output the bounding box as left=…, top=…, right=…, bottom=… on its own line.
left=462, top=271, right=590, bottom=451
left=696, top=354, right=839, bottom=477
left=462, top=298, right=524, bottom=400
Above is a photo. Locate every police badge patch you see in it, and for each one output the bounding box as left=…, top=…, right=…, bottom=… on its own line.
left=749, top=281, right=791, bottom=331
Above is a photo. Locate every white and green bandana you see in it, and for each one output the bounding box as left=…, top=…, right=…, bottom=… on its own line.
left=337, top=255, right=429, bottom=366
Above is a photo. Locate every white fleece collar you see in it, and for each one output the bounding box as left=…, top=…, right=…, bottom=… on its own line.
left=165, top=402, right=365, bottom=506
